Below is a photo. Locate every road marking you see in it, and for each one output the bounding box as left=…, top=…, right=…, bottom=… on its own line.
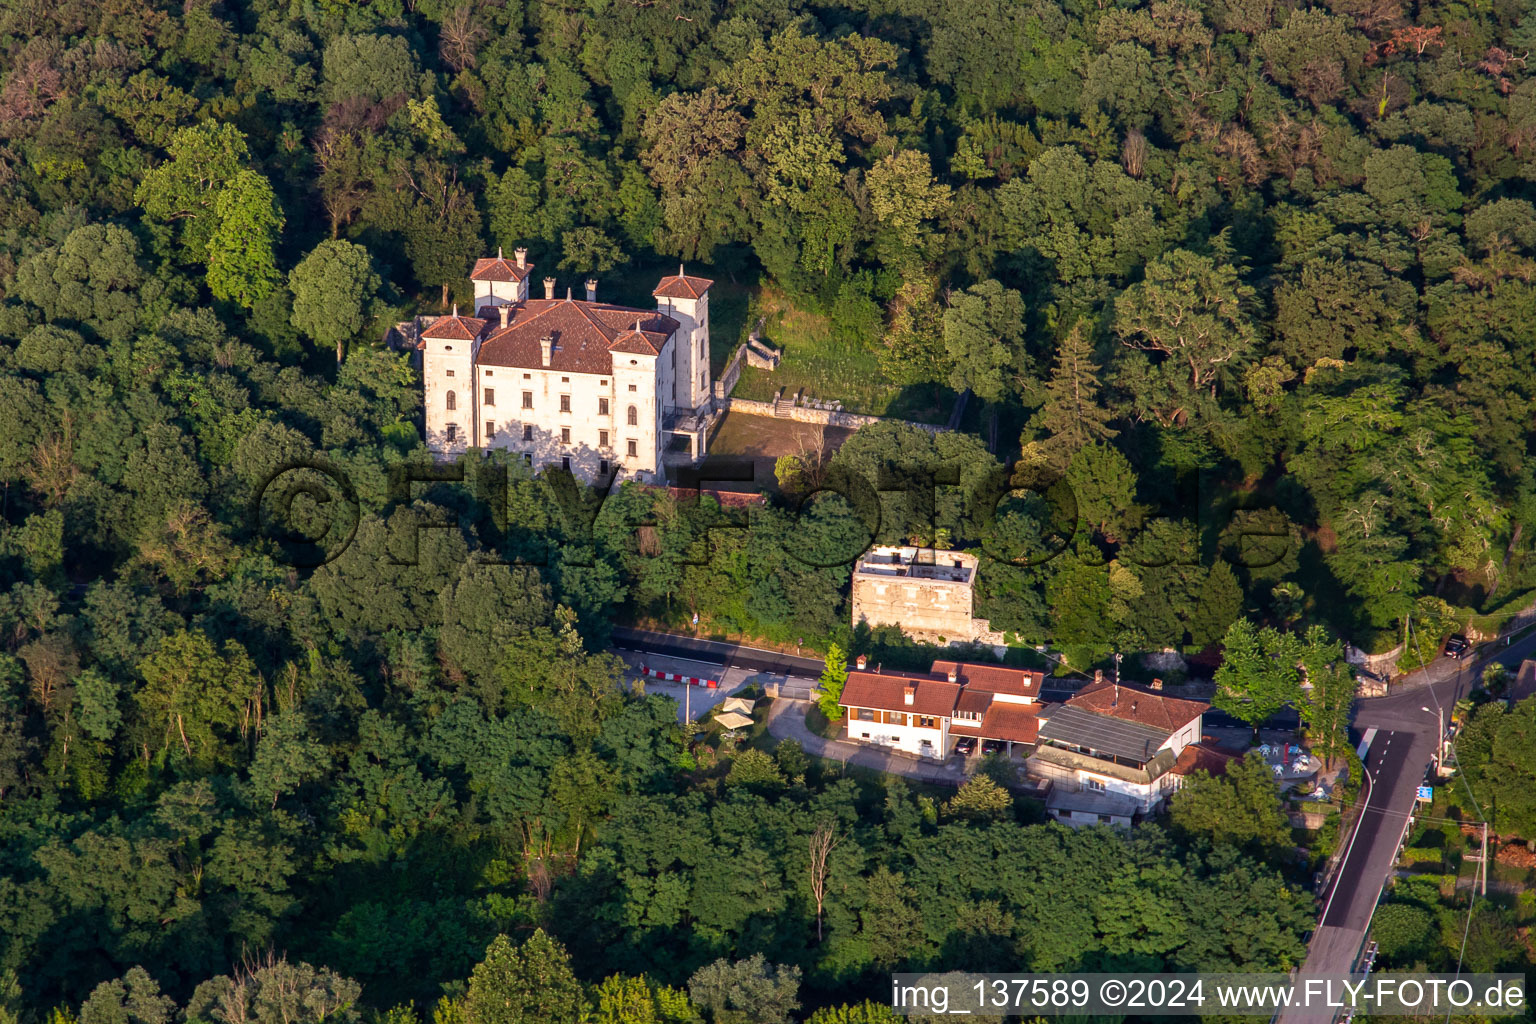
left=1357, top=728, right=1377, bottom=759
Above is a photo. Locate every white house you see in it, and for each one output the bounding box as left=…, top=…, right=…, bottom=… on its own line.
left=421, top=248, right=714, bottom=484
left=1027, top=678, right=1225, bottom=827
left=837, top=659, right=1045, bottom=760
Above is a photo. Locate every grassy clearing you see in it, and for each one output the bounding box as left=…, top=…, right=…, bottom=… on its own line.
left=731, top=284, right=954, bottom=423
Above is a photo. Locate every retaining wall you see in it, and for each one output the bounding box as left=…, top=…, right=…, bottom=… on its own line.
left=720, top=397, right=946, bottom=434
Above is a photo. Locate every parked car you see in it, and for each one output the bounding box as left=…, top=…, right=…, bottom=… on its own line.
left=953, top=737, right=976, bottom=757
left=1444, top=634, right=1470, bottom=659
left=981, top=740, right=1003, bottom=755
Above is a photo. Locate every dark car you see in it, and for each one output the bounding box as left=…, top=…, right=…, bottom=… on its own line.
left=1444, top=634, right=1471, bottom=659
left=953, top=737, right=976, bottom=757
left=981, top=740, right=1003, bottom=755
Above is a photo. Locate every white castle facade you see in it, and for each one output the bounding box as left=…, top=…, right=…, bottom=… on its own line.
left=420, top=246, right=714, bottom=483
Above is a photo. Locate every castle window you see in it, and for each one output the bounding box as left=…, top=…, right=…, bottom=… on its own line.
left=484, top=370, right=493, bottom=376
left=628, top=384, right=637, bottom=392
left=446, top=391, right=456, bottom=411
left=446, top=424, right=457, bottom=442
left=561, top=457, right=571, bottom=471
left=522, top=391, right=533, bottom=409
left=444, top=346, right=453, bottom=352
left=484, top=388, right=495, bottom=406
left=446, top=369, right=455, bottom=377
left=627, top=439, right=638, bottom=458
left=523, top=425, right=533, bottom=441
left=599, top=379, right=607, bottom=385
left=598, top=398, right=609, bottom=415
left=524, top=373, right=531, bottom=379
left=486, top=421, right=495, bottom=440
left=627, top=405, right=638, bottom=426
left=561, top=376, right=570, bottom=382
left=599, top=459, right=609, bottom=475
left=560, top=394, right=571, bottom=412
left=523, top=453, right=532, bottom=466
left=561, top=427, right=571, bottom=445
left=599, top=430, right=609, bottom=448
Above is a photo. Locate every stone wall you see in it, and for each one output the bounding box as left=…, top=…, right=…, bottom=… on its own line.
left=714, top=343, right=746, bottom=401
left=721, top=397, right=946, bottom=434
left=1345, top=640, right=1404, bottom=679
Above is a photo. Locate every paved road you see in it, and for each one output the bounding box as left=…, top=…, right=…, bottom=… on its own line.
left=612, top=627, right=826, bottom=678
left=1281, top=628, right=1536, bottom=1022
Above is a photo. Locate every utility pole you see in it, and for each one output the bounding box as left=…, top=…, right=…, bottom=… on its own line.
left=1481, top=823, right=1488, bottom=897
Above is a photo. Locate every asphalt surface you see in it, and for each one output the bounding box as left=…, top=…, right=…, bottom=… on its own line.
left=1281, top=628, right=1536, bottom=1022
left=611, top=627, right=826, bottom=678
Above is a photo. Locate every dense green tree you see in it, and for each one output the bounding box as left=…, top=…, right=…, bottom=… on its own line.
left=1211, top=619, right=1303, bottom=734
left=465, top=932, right=586, bottom=1024
left=942, top=280, right=1027, bottom=402
left=1030, top=320, right=1117, bottom=465
left=135, top=122, right=252, bottom=264
left=289, top=240, right=385, bottom=363
left=1168, top=752, right=1290, bottom=853
left=816, top=642, right=848, bottom=720
left=134, top=630, right=260, bottom=768
left=687, top=956, right=799, bottom=1024
left=12, top=225, right=151, bottom=343
left=206, top=170, right=284, bottom=308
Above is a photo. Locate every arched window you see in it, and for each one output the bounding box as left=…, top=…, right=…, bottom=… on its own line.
left=446, top=390, right=456, bottom=411
left=627, top=404, right=638, bottom=426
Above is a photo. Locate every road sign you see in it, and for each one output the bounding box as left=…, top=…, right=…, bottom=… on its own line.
left=1416, top=785, right=1433, bottom=801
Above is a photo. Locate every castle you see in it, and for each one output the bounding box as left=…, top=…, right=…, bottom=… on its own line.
left=420, top=247, right=714, bottom=483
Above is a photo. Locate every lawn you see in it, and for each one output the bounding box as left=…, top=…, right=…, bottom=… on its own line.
left=731, top=284, right=955, bottom=423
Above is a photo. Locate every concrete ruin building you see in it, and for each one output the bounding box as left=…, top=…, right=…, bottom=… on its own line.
left=850, top=546, right=987, bottom=643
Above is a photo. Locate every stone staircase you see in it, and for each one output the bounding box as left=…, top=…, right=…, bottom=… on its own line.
left=773, top=387, right=800, bottom=417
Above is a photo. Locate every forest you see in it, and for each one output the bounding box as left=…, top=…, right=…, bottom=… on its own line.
left=1, top=0, right=1534, bottom=1015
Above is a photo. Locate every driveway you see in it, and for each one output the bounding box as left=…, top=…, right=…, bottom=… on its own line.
left=765, top=698, right=969, bottom=785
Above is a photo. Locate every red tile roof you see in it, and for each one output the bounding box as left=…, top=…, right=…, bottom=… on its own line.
left=930, top=661, right=1042, bottom=698
left=422, top=311, right=487, bottom=342
left=475, top=298, right=677, bottom=375
left=954, top=689, right=991, bottom=715
left=978, top=703, right=1041, bottom=744
left=653, top=266, right=714, bottom=300
left=1172, top=741, right=1237, bottom=777
left=471, top=255, right=534, bottom=282
left=1067, top=680, right=1209, bottom=732
left=840, top=670, right=959, bottom=718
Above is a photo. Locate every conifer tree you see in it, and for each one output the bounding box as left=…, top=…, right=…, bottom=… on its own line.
left=1035, top=320, right=1117, bottom=464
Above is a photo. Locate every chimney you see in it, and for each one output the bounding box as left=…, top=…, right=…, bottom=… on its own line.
left=498, top=305, right=509, bottom=330
left=515, top=247, right=527, bottom=269
left=903, top=686, right=915, bottom=706
left=1094, top=669, right=1104, bottom=685
left=947, top=667, right=959, bottom=684
left=543, top=277, right=556, bottom=300
left=539, top=334, right=552, bottom=367
left=566, top=287, right=572, bottom=301
left=855, top=655, right=867, bottom=671
left=585, top=278, right=597, bottom=303
left=451, top=303, right=458, bottom=318
left=1151, top=678, right=1163, bottom=691
left=497, top=246, right=503, bottom=259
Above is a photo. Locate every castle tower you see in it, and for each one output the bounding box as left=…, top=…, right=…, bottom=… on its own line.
left=653, top=265, right=714, bottom=414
